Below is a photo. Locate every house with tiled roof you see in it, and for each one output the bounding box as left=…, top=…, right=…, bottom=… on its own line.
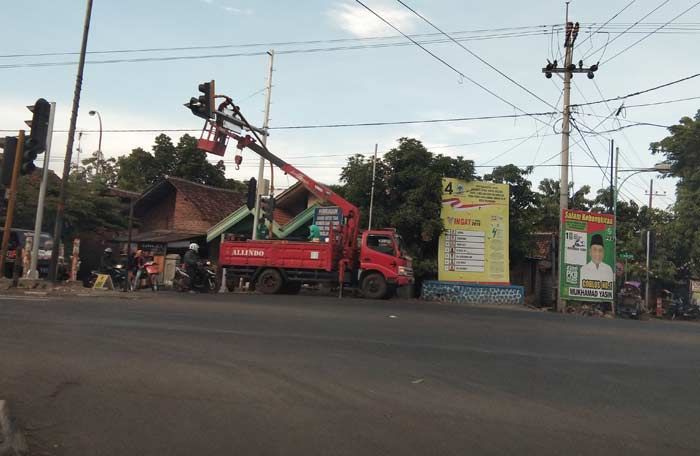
left=124, top=177, right=245, bottom=256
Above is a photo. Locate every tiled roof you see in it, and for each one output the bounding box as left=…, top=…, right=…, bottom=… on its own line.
left=167, top=177, right=244, bottom=223
left=136, top=177, right=244, bottom=223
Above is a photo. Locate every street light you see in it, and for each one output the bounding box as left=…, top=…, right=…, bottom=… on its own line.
left=88, top=109, right=102, bottom=162
left=614, top=159, right=672, bottom=312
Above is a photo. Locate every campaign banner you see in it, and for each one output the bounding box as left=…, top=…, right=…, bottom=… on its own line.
left=438, top=178, right=510, bottom=284
left=560, top=209, right=615, bottom=302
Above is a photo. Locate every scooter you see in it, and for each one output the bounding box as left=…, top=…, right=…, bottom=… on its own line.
left=173, top=261, right=217, bottom=293
left=134, top=260, right=160, bottom=291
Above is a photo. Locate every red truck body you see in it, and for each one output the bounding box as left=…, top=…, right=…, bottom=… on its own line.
left=190, top=91, right=413, bottom=298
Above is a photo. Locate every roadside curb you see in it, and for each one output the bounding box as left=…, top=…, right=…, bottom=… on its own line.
left=0, top=400, right=28, bottom=456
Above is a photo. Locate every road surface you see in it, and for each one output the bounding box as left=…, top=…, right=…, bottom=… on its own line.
left=1, top=292, right=699, bottom=455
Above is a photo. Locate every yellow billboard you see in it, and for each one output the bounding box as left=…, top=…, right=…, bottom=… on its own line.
left=438, top=178, right=510, bottom=284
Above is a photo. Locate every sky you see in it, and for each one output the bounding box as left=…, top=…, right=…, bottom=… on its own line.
left=2, top=0, right=699, bottom=210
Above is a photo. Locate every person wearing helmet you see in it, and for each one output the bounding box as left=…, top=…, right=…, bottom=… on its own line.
left=183, top=243, right=201, bottom=289
left=99, top=247, right=116, bottom=273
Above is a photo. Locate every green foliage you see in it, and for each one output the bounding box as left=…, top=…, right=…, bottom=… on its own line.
left=650, top=110, right=700, bottom=281
left=116, top=133, right=245, bottom=191
left=484, top=165, right=538, bottom=261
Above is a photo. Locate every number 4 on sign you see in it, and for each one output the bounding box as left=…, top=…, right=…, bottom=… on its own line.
left=444, top=182, right=453, bottom=195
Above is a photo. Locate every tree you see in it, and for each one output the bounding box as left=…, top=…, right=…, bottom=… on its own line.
left=116, top=133, right=245, bottom=191
left=650, top=110, right=700, bottom=282
left=535, top=179, right=592, bottom=232
left=484, top=165, right=538, bottom=263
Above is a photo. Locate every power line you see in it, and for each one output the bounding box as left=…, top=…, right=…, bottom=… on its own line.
left=8, top=22, right=699, bottom=60
left=352, top=0, right=552, bottom=127
left=624, top=95, right=700, bottom=108
left=0, top=25, right=556, bottom=59
left=0, top=30, right=557, bottom=70
left=394, top=0, right=558, bottom=110
left=602, top=1, right=700, bottom=65
left=571, top=72, right=700, bottom=107
left=576, top=0, right=639, bottom=51
left=582, top=0, right=670, bottom=60
left=0, top=111, right=560, bottom=135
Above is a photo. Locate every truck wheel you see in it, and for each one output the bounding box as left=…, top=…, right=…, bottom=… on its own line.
left=361, top=273, right=388, bottom=299
left=257, top=269, right=284, bottom=294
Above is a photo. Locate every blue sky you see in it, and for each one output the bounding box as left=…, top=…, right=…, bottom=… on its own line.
left=2, top=0, right=699, bottom=208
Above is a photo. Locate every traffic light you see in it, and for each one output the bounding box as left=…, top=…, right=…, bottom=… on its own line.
left=187, top=80, right=216, bottom=119
left=22, top=98, right=51, bottom=175
left=260, top=196, right=275, bottom=222
left=1, top=136, right=18, bottom=187
left=246, top=177, right=257, bottom=210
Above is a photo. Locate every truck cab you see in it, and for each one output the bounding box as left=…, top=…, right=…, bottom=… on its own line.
left=357, top=229, right=413, bottom=299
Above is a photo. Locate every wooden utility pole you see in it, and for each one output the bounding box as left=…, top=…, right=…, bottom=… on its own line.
left=0, top=131, right=26, bottom=267
left=252, top=49, right=275, bottom=240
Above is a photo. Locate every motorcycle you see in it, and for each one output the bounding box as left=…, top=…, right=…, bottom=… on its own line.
left=664, top=298, right=700, bottom=320
left=173, top=260, right=217, bottom=293
left=86, top=264, right=130, bottom=290
left=134, top=260, right=160, bottom=292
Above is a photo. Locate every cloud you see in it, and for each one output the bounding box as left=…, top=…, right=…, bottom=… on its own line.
left=327, top=2, right=416, bottom=37
left=223, top=6, right=254, bottom=15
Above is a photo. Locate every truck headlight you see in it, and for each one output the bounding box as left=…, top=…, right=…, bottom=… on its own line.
left=398, top=266, right=413, bottom=276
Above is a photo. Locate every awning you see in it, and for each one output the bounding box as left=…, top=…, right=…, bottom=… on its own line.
left=114, top=230, right=205, bottom=244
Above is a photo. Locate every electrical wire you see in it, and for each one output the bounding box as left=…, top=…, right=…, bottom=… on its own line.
left=624, top=95, right=700, bottom=108
left=394, top=0, right=558, bottom=110
left=582, top=0, right=670, bottom=60
left=576, top=0, right=638, bottom=50
left=0, top=30, right=555, bottom=70
left=352, top=0, right=552, bottom=127
left=602, top=1, right=700, bottom=65
left=571, top=72, right=700, bottom=107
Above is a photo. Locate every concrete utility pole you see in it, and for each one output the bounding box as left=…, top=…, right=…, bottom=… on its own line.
left=368, top=143, right=378, bottom=231
left=252, top=49, right=274, bottom=240
left=49, top=0, right=93, bottom=281
left=28, top=102, right=56, bottom=279
left=643, top=179, right=665, bottom=311
left=541, top=3, right=598, bottom=312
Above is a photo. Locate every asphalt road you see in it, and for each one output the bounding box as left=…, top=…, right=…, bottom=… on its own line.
left=1, top=292, right=699, bottom=456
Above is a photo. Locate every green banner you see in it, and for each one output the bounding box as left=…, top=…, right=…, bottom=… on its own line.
left=560, top=209, right=615, bottom=302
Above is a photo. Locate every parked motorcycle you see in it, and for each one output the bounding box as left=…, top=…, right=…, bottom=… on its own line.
left=134, top=260, right=160, bottom=292
left=173, top=261, right=217, bottom=293
left=616, top=282, right=643, bottom=319
left=664, top=298, right=700, bottom=320
left=86, top=264, right=130, bottom=290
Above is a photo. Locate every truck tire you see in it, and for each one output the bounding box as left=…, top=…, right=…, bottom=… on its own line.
left=257, top=269, right=284, bottom=294
left=361, top=273, right=388, bottom=299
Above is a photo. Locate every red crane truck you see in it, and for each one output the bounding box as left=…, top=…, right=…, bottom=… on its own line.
left=189, top=88, right=413, bottom=299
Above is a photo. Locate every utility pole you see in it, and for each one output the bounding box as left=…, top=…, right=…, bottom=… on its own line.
left=610, top=140, right=616, bottom=316
left=252, top=49, right=274, bottom=240
left=643, top=179, right=665, bottom=311
left=0, top=131, right=25, bottom=267
left=48, top=0, right=93, bottom=281
left=541, top=3, right=598, bottom=312
left=368, top=143, right=378, bottom=230
left=28, top=102, right=56, bottom=279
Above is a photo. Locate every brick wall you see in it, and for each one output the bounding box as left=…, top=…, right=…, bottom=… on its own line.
left=140, top=192, right=176, bottom=232
left=172, top=192, right=209, bottom=232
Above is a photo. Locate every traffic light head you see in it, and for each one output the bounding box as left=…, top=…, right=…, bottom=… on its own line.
left=25, top=98, right=51, bottom=155
left=187, top=80, right=216, bottom=119
left=246, top=177, right=257, bottom=210
left=22, top=98, right=51, bottom=176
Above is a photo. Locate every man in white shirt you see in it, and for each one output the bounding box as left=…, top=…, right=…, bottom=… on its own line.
left=580, top=233, right=613, bottom=285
